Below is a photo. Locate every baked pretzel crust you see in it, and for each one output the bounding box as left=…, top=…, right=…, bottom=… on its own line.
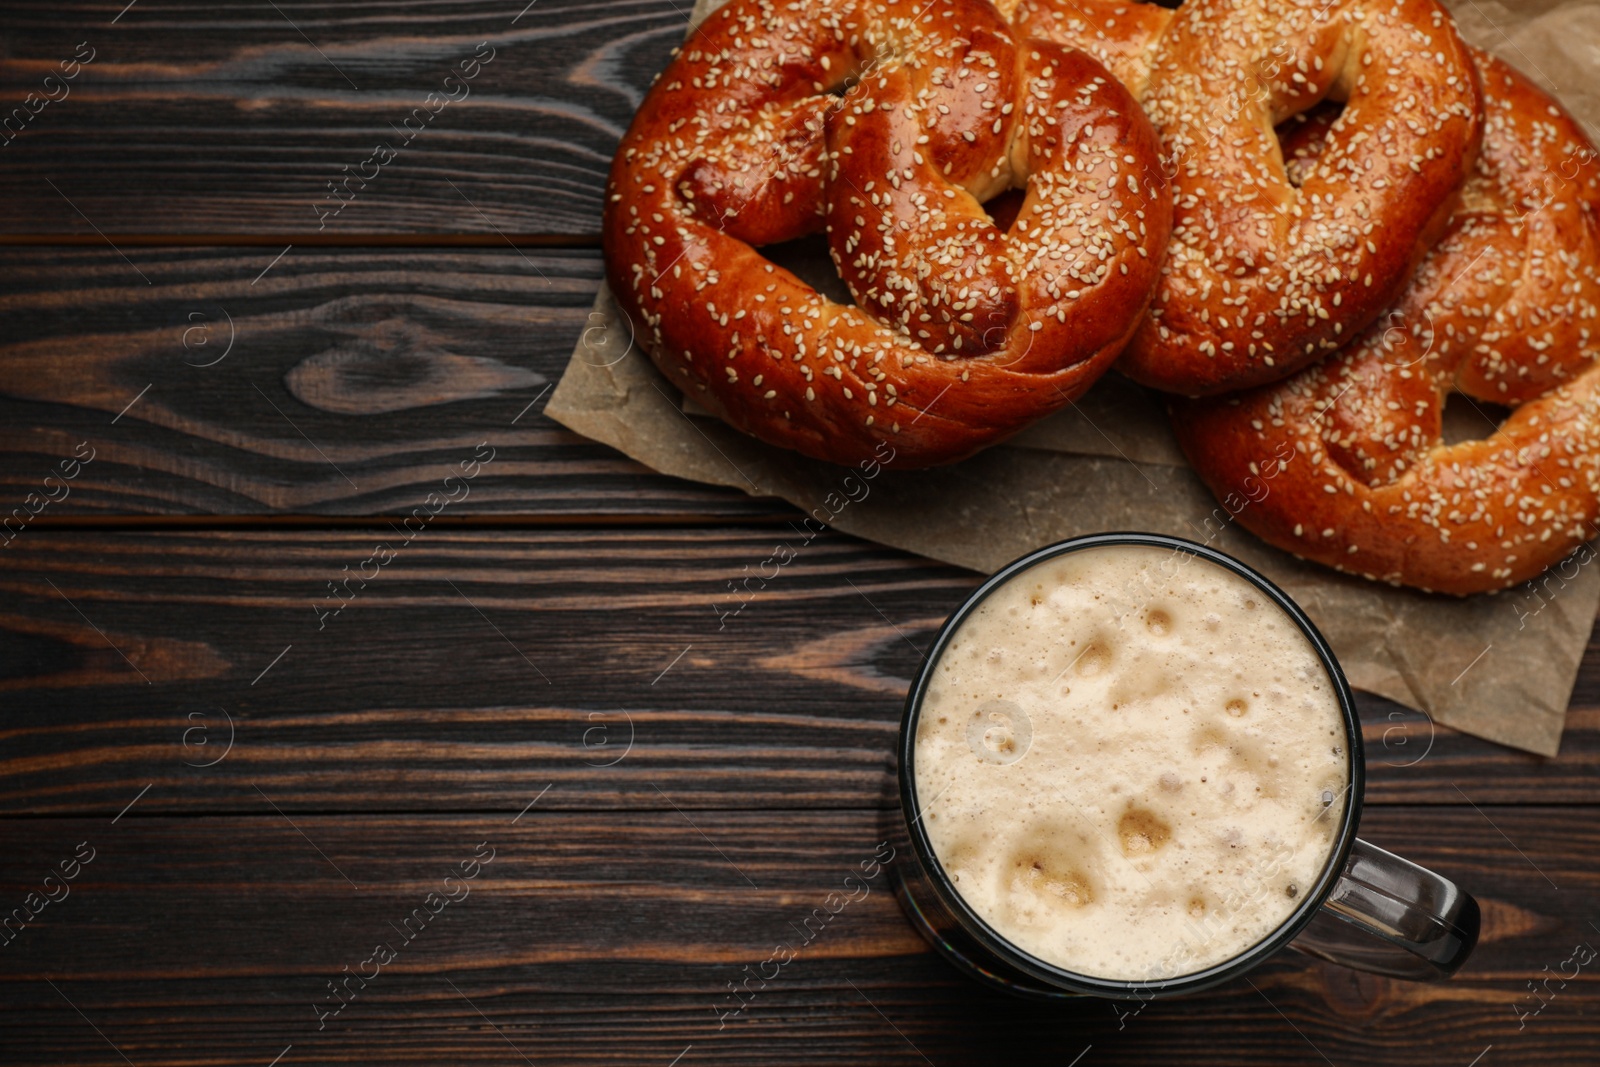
left=1172, top=50, right=1600, bottom=594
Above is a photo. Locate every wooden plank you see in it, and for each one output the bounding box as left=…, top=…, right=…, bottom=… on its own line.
left=0, top=807, right=1592, bottom=1065
left=0, top=246, right=775, bottom=518
left=1, top=528, right=1593, bottom=812
left=0, top=0, right=686, bottom=235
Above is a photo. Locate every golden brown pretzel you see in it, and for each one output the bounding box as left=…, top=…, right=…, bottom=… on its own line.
left=1171, top=50, right=1600, bottom=595
left=1016, top=0, right=1485, bottom=396
left=603, top=0, right=1172, bottom=468
left=1005, top=0, right=1173, bottom=95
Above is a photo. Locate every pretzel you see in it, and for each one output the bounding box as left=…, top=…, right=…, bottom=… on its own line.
left=1014, top=0, right=1484, bottom=396
left=602, top=0, right=1172, bottom=467
left=1171, top=50, right=1600, bottom=595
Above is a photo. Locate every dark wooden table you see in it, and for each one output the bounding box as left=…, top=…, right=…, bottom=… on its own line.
left=2, top=2, right=1597, bottom=1063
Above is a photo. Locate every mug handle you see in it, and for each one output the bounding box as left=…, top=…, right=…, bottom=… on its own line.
left=1290, top=839, right=1480, bottom=980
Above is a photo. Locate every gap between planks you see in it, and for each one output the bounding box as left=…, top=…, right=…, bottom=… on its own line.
left=0, top=233, right=603, bottom=248
left=3, top=802, right=1593, bottom=821
left=14, top=513, right=802, bottom=531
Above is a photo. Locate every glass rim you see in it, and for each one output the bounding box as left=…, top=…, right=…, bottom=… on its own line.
left=897, top=531, right=1367, bottom=998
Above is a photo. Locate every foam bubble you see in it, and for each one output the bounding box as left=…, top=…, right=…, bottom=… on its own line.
left=1117, top=806, right=1172, bottom=857
left=965, top=699, right=1032, bottom=765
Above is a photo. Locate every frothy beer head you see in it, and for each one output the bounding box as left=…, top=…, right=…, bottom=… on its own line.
left=912, top=543, right=1349, bottom=982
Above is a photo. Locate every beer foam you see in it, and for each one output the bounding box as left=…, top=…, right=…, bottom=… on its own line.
left=913, top=544, right=1349, bottom=981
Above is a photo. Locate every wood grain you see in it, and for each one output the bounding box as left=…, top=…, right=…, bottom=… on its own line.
left=0, top=0, right=687, bottom=235
left=0, top=246, right=774, bottom=519
left=0, top=808, right=1592, bottom=1066
left=1, top=528, right=1593, bottom=813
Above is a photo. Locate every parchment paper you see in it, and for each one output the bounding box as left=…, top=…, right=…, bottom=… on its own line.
left=549, top=0, right=1600, bottom=755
